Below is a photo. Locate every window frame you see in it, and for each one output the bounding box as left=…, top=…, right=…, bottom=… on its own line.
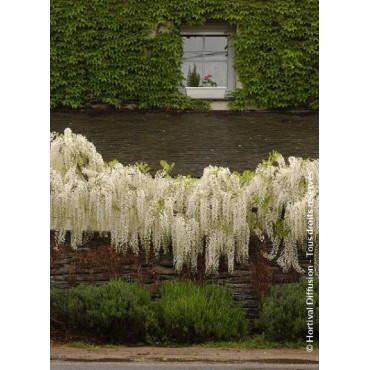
left=181, top=26, right=236, bottom=94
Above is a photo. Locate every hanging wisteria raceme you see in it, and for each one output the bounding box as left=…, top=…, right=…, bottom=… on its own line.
left=50, top=129, right=319, bottom=275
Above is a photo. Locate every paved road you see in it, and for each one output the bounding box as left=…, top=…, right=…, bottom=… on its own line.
left=51, top=361, right=319, bottom=370
left=50, top=111, right=319, bottom=177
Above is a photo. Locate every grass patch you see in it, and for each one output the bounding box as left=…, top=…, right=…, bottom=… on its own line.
left=68, top=341, right=102, bottom=350
left=197, top=335, right=318, bottom=349
left=51, top=341, right=122, bottom=350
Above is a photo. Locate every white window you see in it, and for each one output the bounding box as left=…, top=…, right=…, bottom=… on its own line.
left=181, top=24, right=236, bottom=94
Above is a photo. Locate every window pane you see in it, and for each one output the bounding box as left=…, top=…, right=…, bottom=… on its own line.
left=204, top=51, right=227, bottom=62
left=182, top=51, right=203, bottom=62
left=204, top=62, right=227, bottom=87
left=183, top=36, right=203, bottom=52
left=204, top=36, right=228, bottom=52
left=182, top=62, right=203, bottom=85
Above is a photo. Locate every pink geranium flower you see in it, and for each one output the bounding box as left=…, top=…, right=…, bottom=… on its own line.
left=201, top=74, right=217, bottom=87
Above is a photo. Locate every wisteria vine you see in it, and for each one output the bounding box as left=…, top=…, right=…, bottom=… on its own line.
left=51, top=129, right=319, bottom=275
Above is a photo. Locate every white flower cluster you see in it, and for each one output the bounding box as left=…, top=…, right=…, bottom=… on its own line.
left=247, top=153, right=319, bottom=274
left=51, top=129, right=319, bottom=275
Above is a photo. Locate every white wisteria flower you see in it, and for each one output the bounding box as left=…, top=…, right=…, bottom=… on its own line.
left=51, top=129, right=319, bottom=275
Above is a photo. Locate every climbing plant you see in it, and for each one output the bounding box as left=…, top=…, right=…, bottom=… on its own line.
left=50, top=0, right=319, bottom=109
left=51, top=129, right=319, bottom=275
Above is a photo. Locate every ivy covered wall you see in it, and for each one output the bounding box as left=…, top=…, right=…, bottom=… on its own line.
left=50, top=0, right=319, bottom=110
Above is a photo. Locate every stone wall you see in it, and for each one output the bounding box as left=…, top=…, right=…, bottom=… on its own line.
left=50, top=111, right=319, bottom=178
left=50, top=234, right=309, bottom=321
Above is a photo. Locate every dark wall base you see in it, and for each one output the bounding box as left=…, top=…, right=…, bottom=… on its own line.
left=50, top=234, right=309, bottom=321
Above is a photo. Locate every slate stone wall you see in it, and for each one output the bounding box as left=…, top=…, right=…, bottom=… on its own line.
left=50, top=234, right=309, bottom=320
left=50, top=111, right=319, bottom=178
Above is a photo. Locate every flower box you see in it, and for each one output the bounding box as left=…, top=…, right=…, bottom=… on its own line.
left=185, top=87, right=227, bottom=99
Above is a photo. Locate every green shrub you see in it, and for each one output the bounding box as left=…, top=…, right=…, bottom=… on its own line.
left=187, top=64, right=200, bottom=87
left=50, top=281, right=156, bottom=343
left=259, top=278, right=319, bottom=342
left=153, top=281, right=247, bottom=344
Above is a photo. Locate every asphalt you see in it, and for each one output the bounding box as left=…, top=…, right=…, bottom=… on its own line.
left=51, top=361, right=319, bottom=370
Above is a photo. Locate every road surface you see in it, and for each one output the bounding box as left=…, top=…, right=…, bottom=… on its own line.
left=51, top=361, right=319, bottom=370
